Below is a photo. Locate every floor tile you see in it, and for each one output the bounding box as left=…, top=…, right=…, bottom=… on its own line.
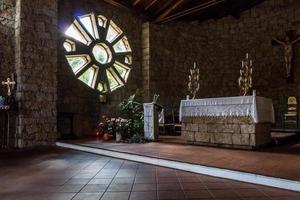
left=132, top=183, right=157, bottom=191
left=112, top=177, right=134, bottom=184
left=158, top=191, right=185, bottom=199
left=129, top=191, right=157, bottom=200
left=107, top=184, right=133, bottom=192
left=181, top=183, right=207, bottom=190
left=88, top=178, right=112, bottom=185
left=184, top=190, right=213, bottom=199
left=81, top=184, right=108, bottom=192
left=158, top=183, right=181, bottom=191
left=58, top=184, right=85, bottom=193
left=73, top=192, right=103, bottom=200
left=209, top=189, right=240, bottom=198
left=100, top=192, right=130, bottom=200
left=235, top=188, right=269, bottom=198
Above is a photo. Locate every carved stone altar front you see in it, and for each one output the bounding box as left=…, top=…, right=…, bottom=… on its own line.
left=182, top=116, right=272, bottom=149
left=180, top=96, right=275, bottom=149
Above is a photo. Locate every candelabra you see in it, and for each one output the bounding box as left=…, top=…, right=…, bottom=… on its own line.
left=238, top=53, right=253, bottom=96
left=188, top=62, right=200, bottom=99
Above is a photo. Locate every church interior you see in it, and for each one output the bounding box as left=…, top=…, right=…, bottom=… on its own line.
left=2, top=0, right=300, bottom=199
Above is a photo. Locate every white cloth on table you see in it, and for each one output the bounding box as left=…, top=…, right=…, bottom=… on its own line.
left=179, top=96, right=275, bottom=124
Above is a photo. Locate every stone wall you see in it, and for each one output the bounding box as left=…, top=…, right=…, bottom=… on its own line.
left=0, top=0, right=15, bottom=95
left=15, top=0, right=58, bottom=147
left=182, top=116, right=272, bottom=149
left=57, top=0, right=143, bottom=137
left=149, top=0, right=300, bottom=127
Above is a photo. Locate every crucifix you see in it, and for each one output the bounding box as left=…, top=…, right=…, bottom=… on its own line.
left=272, top=30, right=300, bottom=79
left=1, top=74, right=16, bottom=96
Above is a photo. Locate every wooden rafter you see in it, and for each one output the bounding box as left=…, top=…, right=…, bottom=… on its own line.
left=155, top=0, right=187, bottom=22
left=103, top=0, right=131, bottom=10
left=132, top=0, right=142, bottom=6
left=159, top=0, right=225, bottom=23
left=152, top=0, right=176, bottom=16
left=144, top=0, right=158, bottom=10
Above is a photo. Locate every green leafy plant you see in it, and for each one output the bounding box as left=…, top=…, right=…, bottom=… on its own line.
left=118, top=91, right=145, bottom=142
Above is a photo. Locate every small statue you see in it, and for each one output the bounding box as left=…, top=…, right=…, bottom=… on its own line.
left=1, top=74, right=16, bottom=96
left=273, top=36, right=300, bottom=78
left=238, top=53, right=253, bottom=96
left=188, top=62, right=200, bottom=99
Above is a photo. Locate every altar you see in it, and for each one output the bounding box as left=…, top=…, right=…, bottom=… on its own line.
left=179, top=95, right=275, bottom=149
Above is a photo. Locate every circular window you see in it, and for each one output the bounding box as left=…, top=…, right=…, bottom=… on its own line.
left=92, top=43, right=112, bottom=64
left=63, top=13, right=132, bottom=94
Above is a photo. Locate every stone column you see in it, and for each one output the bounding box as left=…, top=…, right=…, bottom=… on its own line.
left=142, top=22, right=150, bottom=101
left=15, top=0, right=58, bottom=147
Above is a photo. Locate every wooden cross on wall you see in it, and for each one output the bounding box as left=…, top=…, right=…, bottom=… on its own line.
left=272, top=30, right=300, bottom=82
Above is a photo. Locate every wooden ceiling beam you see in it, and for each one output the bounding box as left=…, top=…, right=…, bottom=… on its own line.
left=152, top=0, right=176, bottom=16
left=155, top=0, right=187, bottom=22
left=144, top=0, right=158, bottom=11
left=159, top=0, right=225, bottom=23
left=103, top=0, right=131, bottom=10
left=132, top=0, right=142, bottom=6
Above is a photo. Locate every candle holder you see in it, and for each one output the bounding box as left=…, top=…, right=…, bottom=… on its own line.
left=238, top=53, right=253, bottom=96
left=188, top=62, right=200, bottom=99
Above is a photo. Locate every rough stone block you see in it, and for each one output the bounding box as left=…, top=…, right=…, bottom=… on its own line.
left=210, top=133, right=233, bottom=144
left=183, top=131, right=195, bottom=142
left=232, top=133, right=250, bottom=146
left=182, top=117, right=193, bottom=123
left=186, top=123, right=198, bottom=132
left=241, top=125, right=255, bottom=134
left=193, top=117, right=206, bottom=124
left=181, top=123, right=187, bottom=131
left=195, top=132, right=210, bottom=143
left=208, top=124, right=240, bottom=134
left=198, top=124, right=207, bottom=132
left=231, top=116, right=253, bottom=124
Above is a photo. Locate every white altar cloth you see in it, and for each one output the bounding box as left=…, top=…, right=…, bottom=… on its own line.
left=179, top=96, right=275, bottom=123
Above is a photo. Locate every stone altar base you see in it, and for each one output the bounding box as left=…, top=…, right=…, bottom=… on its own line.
left=182, top=116, right=272, bottom=149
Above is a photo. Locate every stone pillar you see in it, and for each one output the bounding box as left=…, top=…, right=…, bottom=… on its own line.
left=142, top=22, right=150, bottom=101
left=15, top=0, right=58, bottom=147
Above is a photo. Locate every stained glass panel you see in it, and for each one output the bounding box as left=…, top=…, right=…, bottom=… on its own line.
left=66, top=55, right=90, bottom=74
left=106, top=20, right=123, bottom=43
left=106, top=68, right=123, bottom=91
left=113, top=36, right=131, bottom=53
left=114, top=61, right=131, bottom=82
left=79, top=14, right=99, bottom=39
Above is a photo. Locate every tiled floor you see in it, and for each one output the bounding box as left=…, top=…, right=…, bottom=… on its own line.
left=66, top=138, right=300, bottom=181
left=1, top=148, right=300, bottom=200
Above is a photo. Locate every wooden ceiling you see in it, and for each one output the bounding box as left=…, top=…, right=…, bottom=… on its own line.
left=103, top=0, right=264, bottom=23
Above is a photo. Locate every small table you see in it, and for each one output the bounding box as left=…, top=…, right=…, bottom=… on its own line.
left=0, top=105, right=10, bottom=149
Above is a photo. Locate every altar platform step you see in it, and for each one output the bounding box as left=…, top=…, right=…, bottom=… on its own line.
left=57, top=139, right=300, bottom=192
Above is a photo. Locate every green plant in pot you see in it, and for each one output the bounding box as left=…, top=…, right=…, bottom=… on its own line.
left=118, top=91, right=146, bottom=143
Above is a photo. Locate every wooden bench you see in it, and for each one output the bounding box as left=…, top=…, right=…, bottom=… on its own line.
left=270, top=128, right=300, bottom=144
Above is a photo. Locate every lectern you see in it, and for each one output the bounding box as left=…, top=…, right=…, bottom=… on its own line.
left=143, top=103, right=162, bottom=141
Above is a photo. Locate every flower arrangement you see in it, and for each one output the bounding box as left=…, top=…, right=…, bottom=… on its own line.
left=98, top=116, right=128, bottom=141
left=97, top=91, right=148, bottom=143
